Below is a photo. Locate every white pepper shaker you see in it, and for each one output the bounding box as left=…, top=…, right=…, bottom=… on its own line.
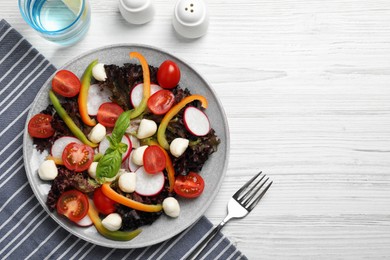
left=119, top=0, right=155, bottom=25
left=172, top=0, right=209, bottom=39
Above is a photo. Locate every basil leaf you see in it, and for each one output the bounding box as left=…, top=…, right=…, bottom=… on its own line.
left=96, top=110, right=132, bottom=184
left=107, top=135, right=118, bottom=149
left=96, top=149, right=122, bottom=183
left=117, top=142, right=128, bottom=154
left=111, top=110, right=131, bottom=146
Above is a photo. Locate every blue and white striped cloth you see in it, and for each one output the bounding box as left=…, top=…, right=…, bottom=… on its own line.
left=0, top=19, right=247, bottom=260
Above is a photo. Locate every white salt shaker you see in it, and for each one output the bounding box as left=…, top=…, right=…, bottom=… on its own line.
left=119, top=0, right=155, bottom=24
left=172, top=0, right=209, bottom=39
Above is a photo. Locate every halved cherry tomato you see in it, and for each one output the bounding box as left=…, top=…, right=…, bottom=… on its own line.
left=62, top=143, right=94, bottom=172
left=93, top=187, right=116, bottom=215
left=28, top=113, right=55, bottom=138
left=52, top=70, right=81, bottom=98
left=157, top=60, right=181, bottom=89
left=97, top=102, right=124, bottom=128
left=147, top=89, right=175, bottom=115
left=57, top=190, right=89, bottom=222
left=174, top=172, right=205, bottom=198
left=143, top=145, right=166, bottom=174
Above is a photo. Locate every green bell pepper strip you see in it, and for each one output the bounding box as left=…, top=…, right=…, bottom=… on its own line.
left=49, top=90, right=98, bottom=148
left=88, top=200, right=142, bottom=241
left=128, top=52, right=151, bottom=119
left=78, top=59, right=98, bottom=126
left=157, top=94, right=208, bottom=150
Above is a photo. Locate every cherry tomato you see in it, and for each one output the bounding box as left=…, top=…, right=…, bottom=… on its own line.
left=93, top=187, right=116, bottom=215
left=28, top=113, right=55, bottom=138
left=143, top=145, right=166, bottom=174
left=57, top=190, right=89, bottom=222
left=174, top=172, right=205, bottom=198
left=157, top=60, right=181, bottom=89
left=62, top=143, right=94, bottom=172
left=97, top=102, right=124, bottom=128
left=147, top=89, right=175, bottom=115
left=52, top=70, right=81, bottom=98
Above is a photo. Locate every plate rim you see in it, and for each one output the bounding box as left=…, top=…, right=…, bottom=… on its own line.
left=23, top=43, right=230, bottom=248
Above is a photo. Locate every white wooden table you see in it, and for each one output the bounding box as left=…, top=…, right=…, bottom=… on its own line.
left=3, top=0, right=390, bottom=259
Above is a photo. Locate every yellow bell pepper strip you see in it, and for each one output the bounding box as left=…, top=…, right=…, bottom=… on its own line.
left=88, top=200, right=142, bottom=241
left=47, top=152, right=103, bottom=165
left=49, top=90, right=98, bottom=148
left=78, top=59, right=98, bottom=126
left=128, top=52, right=151, bottom=119
left=157, top=94, right=208, bottom=150
left=46, top=155, right=63, bottom=165
left=146, top=140, right=176, bottom=193
left=101, top=183, right=162, bottom=212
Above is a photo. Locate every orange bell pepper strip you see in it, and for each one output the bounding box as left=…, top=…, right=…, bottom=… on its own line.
left=147, top=140, right=176, bottom=193
left=78, top=59, right=98, bottom=126
left=160, top=147, right=176, bottom=193
left=157, top=95, right=208, bottom=150
left=88, top=200, right=142, bottom=241
left=101, top=183, right=162, bottom=212
left=129, top=52, right=150, bottom=119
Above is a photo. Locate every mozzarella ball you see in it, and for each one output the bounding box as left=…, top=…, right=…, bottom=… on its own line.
left=88, top=123, right=106, bottom=143
left=92, top=63, right=107, bottom=82
left=137, top=119, right=157, bottom=139
left=163, top=197, right=180, bottom=218
left=38, top=160, right=58, bottom=180
left=170, top=138, right=189, bottom=158
left=102, top=213, right=122, bottom=231
left=118, top=171, right=137, bottom=193
left=132, top=145, right=148, bottom=166
left=88, top=162, right=98, bottom=179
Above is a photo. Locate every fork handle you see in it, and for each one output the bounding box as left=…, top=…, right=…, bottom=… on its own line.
left=184, top=220, right=227, bottom=260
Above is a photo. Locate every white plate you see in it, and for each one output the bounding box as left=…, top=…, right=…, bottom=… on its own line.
left=23, top=44, right=229, bottom=248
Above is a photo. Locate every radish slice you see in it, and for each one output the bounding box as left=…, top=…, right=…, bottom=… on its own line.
left=51, top=136, right=82, bottom=158
left=183, top=107, right=211, bottom=136
left=99, top=134, right=132, bottom=161
left=76, top=214, right=93, bottom=227
left=131, top=83, right=162, bottom=107
left=135, top=167, right=165, bottom=196
left=87, top=84, right=112, bottom=116
left=128, top=150, right=140, bottom=172
left=129, top=135, right=140, bottom=149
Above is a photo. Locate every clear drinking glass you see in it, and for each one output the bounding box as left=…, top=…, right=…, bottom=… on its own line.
left=18, top=0, right=91, bottom=46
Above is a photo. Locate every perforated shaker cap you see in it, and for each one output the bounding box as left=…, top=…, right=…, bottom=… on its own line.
left=173, top=0, right=209, bottom=38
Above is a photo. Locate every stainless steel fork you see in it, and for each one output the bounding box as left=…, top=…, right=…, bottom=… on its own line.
left=185, top=171, right=272, bottom=260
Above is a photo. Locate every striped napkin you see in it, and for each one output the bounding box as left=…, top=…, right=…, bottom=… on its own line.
left=0, top=19, right=247, bottom=260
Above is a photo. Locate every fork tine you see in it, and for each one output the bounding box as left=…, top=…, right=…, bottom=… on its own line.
left=247, top=180, right=273, bottom=211
left=239, top=175, right=266, bottom=203
left=233, top=171, right=262, bottom=199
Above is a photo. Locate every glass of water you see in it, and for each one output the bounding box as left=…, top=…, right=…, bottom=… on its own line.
left=18, top=0, right=91, bottom=46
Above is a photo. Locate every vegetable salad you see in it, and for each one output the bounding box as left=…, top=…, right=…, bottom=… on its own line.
left=28, top=52, right=220, bottom=241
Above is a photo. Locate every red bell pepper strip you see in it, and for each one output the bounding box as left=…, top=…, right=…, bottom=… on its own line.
left=129, top=52, right=151, bottom=119
left=101, top=183, right=162, bottom=212
left=49, top=90, right=98, bottom=148
left=157, top=95, right=208, bottom=150
left=88, top=200, right=141, bottom=241
left=78, top=59, right=98, bottom=126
